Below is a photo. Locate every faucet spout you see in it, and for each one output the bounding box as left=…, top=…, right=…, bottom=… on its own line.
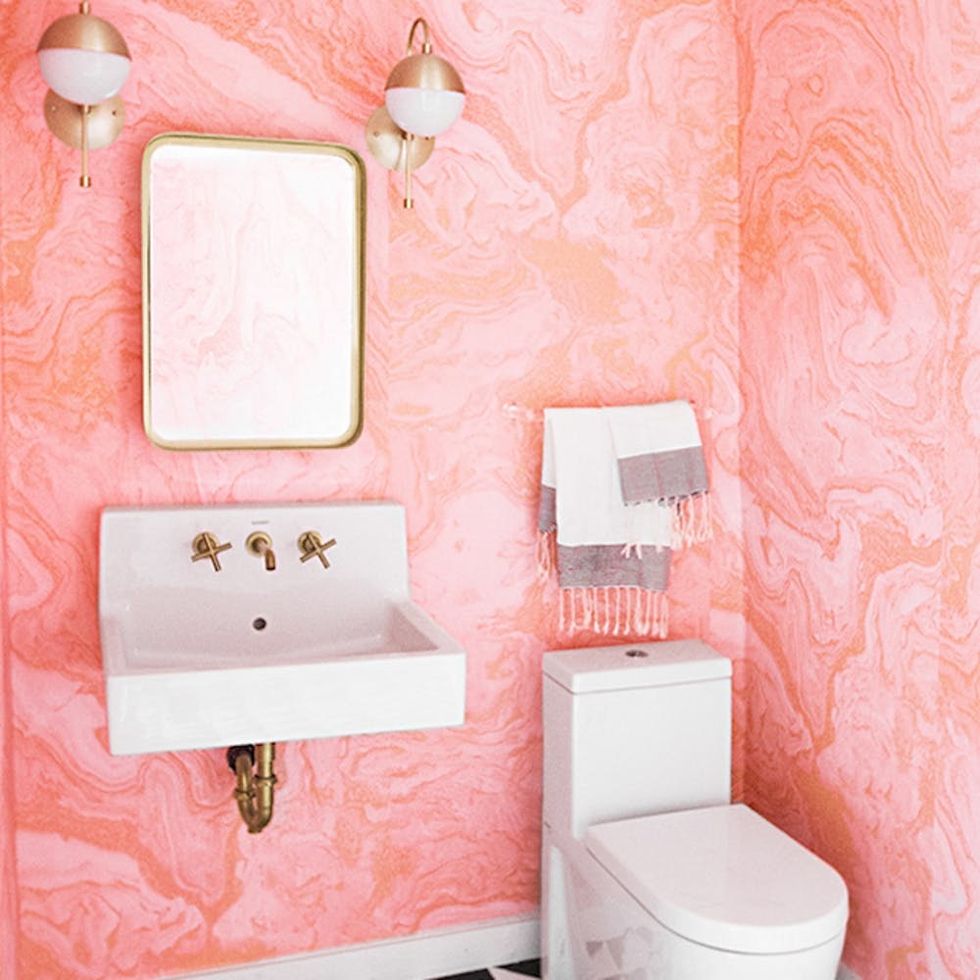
left=260, top=543, right=276, bottom=571
left=245, top=531, right=276, bottom=571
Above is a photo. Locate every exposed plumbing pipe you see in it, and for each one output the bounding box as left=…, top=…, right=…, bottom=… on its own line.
left=227, top=743, right=276, bottom=833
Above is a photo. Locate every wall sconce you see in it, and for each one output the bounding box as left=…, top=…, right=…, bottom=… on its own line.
left=37, top=1, right=131, bottom=188
left=365, top=17, right=465, bottom=209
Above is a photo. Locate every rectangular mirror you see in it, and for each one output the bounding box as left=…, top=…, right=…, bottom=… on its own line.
left=142, top=133, right=365, bottom=450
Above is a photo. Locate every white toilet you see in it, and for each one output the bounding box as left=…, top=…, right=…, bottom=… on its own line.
left=541, top=640, right=848, bottom=979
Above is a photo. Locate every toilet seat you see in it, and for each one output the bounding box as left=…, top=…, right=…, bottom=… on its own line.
left=585, top=803, right=848, bottom=955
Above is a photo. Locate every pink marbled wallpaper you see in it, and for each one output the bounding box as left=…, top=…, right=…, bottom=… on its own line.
left=944, top=0, right=980, bottom=972
left=0, top=0, right=740, bottom=975
left=738, top=0, right=979, bottom=977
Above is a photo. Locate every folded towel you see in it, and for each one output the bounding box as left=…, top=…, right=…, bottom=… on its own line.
left=605, top=401, right=711, bottom=547
left=538, top=401, right=711, bottom=638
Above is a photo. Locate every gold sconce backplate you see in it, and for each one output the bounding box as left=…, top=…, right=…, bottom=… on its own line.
left=44, top=90, right=124, bottom=149
left=365, top=106, right=434, bottom=172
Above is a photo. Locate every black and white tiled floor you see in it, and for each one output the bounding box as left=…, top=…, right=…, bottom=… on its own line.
left=434, top=958, right=541, bottom=980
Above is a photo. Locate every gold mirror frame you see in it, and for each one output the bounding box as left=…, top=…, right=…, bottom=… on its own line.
left=141, top=133, right=366, bottom=451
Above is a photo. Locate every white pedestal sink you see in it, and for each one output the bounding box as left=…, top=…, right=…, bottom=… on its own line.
left=99, top=501, right=466, bottom=755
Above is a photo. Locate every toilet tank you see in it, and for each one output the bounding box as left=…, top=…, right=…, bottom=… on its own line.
left=543, top=640, right=732, bottom=840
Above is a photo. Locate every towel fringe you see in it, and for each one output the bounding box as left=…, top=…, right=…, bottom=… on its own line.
left=671, top=492, right=713, bottom=549
left=556, top=585, right=668, bottom=639
left=618, top=493, right=712, bottom=550
left=536, top=530, right=556, bottom=580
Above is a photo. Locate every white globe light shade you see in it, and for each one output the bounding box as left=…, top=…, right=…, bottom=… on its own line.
left=385, top=87, right=465, bottom=138
left=39, top=47, right=130, bottom=104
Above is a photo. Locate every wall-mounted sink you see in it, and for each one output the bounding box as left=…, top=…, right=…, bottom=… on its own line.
left=99, top=501, right=466, bottom=755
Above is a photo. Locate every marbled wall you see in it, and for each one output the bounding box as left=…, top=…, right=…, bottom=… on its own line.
left=738, top=0, right=979, bottom=977
left=0, top=98, right=17, bottom=978
left=943, top=0, right=980, bottom=971
left=0, top=0, right=740, bottom=975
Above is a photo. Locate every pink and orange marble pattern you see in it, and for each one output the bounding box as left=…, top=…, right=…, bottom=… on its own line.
left=0, top=0, right=740, bottom=976
left=739, top=0, right=979, bottom=977
left=9, top=0, right=978, bottom=976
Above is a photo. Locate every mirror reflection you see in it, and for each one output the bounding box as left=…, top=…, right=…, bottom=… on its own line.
left=142, top=134, right=365, bottom=450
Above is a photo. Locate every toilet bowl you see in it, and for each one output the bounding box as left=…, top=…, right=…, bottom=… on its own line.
left=541, top=640, right=848, bottom=979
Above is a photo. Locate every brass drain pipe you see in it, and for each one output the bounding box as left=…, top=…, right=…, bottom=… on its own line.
left=227, top=743, right=276, bottom=833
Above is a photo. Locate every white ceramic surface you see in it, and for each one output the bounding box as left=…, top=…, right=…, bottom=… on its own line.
left=541, top=640, right=847, bottom=979
left=99, top=501, right=466, bottom=755
left=586, top=804, right=848, bottom=954
left=542, top=641, right=731, bottom=840
left=544, top=832, right=846, bottom=980
left=542, top=638, right=732, bottom=693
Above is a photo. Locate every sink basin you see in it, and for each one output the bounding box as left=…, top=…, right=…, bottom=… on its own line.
left=99, top=501, right=466, bottom=755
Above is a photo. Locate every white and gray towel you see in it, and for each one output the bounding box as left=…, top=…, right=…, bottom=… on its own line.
left=537, top=401, right=711, bottom=637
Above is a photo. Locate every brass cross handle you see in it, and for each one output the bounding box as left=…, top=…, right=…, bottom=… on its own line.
left=297, top=531, right=337, bottom=568
left=191, top=531, right=232, bottom=572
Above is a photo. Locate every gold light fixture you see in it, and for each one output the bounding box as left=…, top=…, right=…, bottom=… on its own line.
left=365, top=17, right=465, bottom=209
left=37, top=1, right=131, bottom=188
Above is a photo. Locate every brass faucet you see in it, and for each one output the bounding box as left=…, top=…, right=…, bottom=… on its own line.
left=245, top=531, right=276, bottom=571
left=191, top=532, right=232, bottom=572
left=227, top=744, right=276, bottom=833
left=297, top=530, right=337, bottom=568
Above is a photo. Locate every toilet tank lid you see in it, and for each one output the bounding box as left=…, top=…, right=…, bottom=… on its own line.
left=586, top=804, right=848, bottom=955
left=542, top=640, right=731, bottom=693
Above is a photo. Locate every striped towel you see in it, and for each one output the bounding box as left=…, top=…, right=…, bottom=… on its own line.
left=537, top=401, right=711, bottom=637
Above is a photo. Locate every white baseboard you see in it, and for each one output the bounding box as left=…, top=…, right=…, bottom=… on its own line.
left=178, top=913, right=539, bottom=980
left=837, top=964, right=861, bottom=980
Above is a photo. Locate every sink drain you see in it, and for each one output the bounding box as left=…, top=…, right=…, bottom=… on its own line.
left=252, top=617, right=267, bottom=632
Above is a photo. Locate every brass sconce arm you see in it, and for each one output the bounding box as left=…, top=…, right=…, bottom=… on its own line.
left=365, top=15, right=465, bottom=210
left=37, top=0, right=131, bottom=187
left=406, top=17, right=432, bottom=54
